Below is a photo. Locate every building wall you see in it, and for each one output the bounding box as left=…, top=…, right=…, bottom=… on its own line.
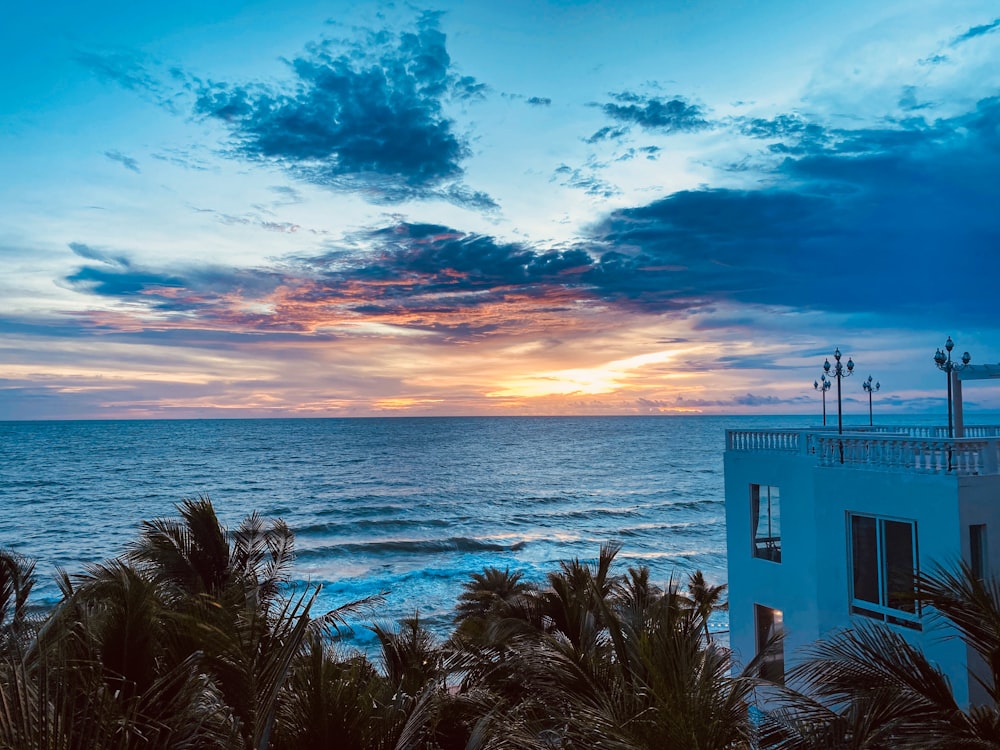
left=810, top=466, right=970, bottom=706
left=724, top=449, right=820, bottom=675
left=958, top=474, right=1000, bottom=706
left=725, top=444, right=1000, bottom=708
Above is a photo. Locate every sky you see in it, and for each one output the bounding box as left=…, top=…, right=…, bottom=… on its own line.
left=2, top=0, right=1000, bottom=420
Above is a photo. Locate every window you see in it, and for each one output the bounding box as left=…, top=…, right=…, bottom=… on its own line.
left=755, top=604, right=784, bottom=684
left=849, top=514, right=920, bottom=628
left=971, top=524, right=988, bottom=581
left=751, top=484, right=781, bottom=562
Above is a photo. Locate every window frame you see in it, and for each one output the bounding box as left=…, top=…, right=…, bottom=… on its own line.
left=754, top=603, right=784, bottom=684
left=750, top=484, right=781, bottom=563
left=970, top=524, right=988, bottom=581
left=847, top=512, right=921, bottom=629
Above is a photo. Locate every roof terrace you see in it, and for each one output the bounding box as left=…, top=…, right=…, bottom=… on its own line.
left=726, top=425, right=1000, bottom=476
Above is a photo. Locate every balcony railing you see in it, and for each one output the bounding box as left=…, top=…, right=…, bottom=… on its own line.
left=726, top=426, right=1000, bottom=476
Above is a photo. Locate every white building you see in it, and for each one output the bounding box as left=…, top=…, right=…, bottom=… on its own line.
left=724, top=367, right=1000, bottom=707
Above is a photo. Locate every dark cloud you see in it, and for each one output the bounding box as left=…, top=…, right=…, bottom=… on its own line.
left=69, top=241, right=129, bottom=266
left=60, top=95, right=1000, bottom=337
left=62, top=227, right=592, bottom=337
left=638, top=393, right=803, bottom=410
left=897, top=86, right=931, bottom=112
left=552, top=163, right=619, bottom=197
left=587, top=188, right=834, bottom=313
left=919, top=53, right=949, bottom=66
left=614, top=146, right=661, bottom=162
left=104, top=150, right=141, bottom=173
left=592, top=96, right=1000, bottom=323
left=65, top=242, right=284, bottom=318
left=526, top=97, right=552, bottom=107
left=716, top=354, right=797, bottom=370
left=590, top=91, right=711, bottom=141
left=737, top=113, right=832, bottom=154
left=586, top=126, right=628, bottom=144
left=67, top=255, right=185, bottom=298
left=951, top=18, right=1000, bottom=45
left=194, top=12, right=492, bottom=208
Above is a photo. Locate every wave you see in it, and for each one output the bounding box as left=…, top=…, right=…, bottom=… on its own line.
left=295, top=517, right=453, bottom=536
left=618, top=522, right=705, bottom=538
left=549, top=506, right=640, bottom=520
left=298, top=536, right=528, bottom=558
left=653, top=499, right=724, bottom=511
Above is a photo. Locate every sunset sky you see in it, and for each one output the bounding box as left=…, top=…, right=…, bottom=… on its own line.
left=3, top=0, right=1000, bottom=419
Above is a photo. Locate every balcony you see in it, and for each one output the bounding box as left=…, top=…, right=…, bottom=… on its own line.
left=726, top=426, right=1000, bottom=476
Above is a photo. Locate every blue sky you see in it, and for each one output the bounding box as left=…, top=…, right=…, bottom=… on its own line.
left=2, top=0, right=1000, bottom=419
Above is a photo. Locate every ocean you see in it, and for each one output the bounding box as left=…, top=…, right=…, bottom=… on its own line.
left=0, top=414, right=921, bottom=649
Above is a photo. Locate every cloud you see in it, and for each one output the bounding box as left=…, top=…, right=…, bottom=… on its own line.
left=191, top=206, right=301, bottom=233
left=76, top=50, right=186, bottom=112
left=590, top=95, right=1000, bottom=323
left=614, top=146, right=661, bottom=162
left=150, top=147, right=214, bottom=172
left=552, top=163, right=620, bottom=197
left=104, top=150, right=141, bottom=173
left=951, top=18, right=1000, bottom=46
left=268, top=185, right=304, bottom=204
left=57, top=92, right=1000, bottom=340
left=526, top=96, right=551, bottom=107
left=736, top=113, right=832, bottom=155
left=65, top=242, right=285, bottom=321
left=590, top=91, right=711, bottom=141
left=193, top=12, right=492, bottom=208
left=69, top=241, right=129, bottom=266
left=637, top=393, right=803, bottom=411
left=76, top=50, right=161, bottom=93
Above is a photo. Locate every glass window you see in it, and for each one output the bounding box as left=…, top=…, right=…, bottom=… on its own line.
left=848, top=513, right=920, bottom=628
left=971, top=524, right=988, bottom=581
left=751, top=484, right=781, bottom=562
left=851, top=515, right=878, bottom=605
left=755, top=604, right=784, bottom=684
left=884, top=520, right=917, bottom=614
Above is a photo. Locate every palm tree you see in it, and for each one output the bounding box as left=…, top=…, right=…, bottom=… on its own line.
left=272, top=632, right=403, bottom=750
left=2, top=564, right=234, bottom=750
left=128, top=497, right=392, bottom=750
left=34, top=496, right=374, bottom=750
left=687, top=569, right=728, bottom=643
left=454, top=566, right=536, bottom=642
left=450, top=548, right=758, bottom=749
left=127, top=496, right=295, bottom=608
left=0, top=548, right=36, bottom=653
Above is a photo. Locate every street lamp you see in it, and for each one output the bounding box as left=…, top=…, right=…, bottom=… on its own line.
left=933, top=336, right=971, bottom=439
left=862, top=375, right=880, bottom=426
left=814, top=375, right=831, bottom=426
left=823, top=348, right=854, bottom=463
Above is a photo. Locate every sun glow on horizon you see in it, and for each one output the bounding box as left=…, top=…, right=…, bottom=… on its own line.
left=487, top=349, right=682, bottom=399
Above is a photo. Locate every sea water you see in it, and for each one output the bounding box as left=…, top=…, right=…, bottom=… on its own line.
left=0, top=414, right=922, bottom=649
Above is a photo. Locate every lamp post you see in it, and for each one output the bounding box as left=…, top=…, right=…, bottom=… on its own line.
left=823, top=348, right=854, bottom=463
left=862, top=375, right=880, bottom=426
left=933, top=336, right=971, bottom=439
left=814, top=375, right=831, bottom=426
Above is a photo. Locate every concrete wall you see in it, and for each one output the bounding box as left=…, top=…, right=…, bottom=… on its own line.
left=724, top=448, right=820, bottom=676
left=725, top=442, right=1000, bottom=708
left=811, top=466, right=970, bottom=706
left=958, top=474, right=1000, bottom=706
